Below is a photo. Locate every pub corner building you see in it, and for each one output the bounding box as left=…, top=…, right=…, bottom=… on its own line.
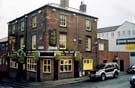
left=8, top=0, right=98, bottom=81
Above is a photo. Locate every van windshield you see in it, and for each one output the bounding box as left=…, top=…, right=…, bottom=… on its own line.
left=96, top=64, right=105, bottom=69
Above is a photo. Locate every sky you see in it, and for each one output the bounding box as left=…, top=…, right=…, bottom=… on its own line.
left=0, top=0, right=135, bottom=39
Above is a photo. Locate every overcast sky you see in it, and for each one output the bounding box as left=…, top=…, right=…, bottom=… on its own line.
left=1, top=0, right=135, bottom=39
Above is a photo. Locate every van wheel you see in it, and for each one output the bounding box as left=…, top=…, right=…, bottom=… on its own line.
left=114, top=72, right=118, bottom=78
left=101, top=74, right=106, bottom=81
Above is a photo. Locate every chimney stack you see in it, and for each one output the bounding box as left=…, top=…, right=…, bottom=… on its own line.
left=60, top=0, right=69, bottom=8
left=80, top=1, right=87, bottom=12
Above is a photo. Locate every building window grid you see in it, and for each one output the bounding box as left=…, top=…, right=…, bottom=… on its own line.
left=59, top=34, right=66, bottom=49
left=10, top=59, right=18, bottom=69
left=43, top=59, right=51, bottom=73
left=128, top=30, right=131, bottom=35
left=32, top=35, right=36, bottom=50
left=85, top=37, right=91, bottom=51
left=60, top=59, right=72, bottom=72
left=60, top=14, right=67, bottom=27
left=20, top=37, right=24, bottom=49
left=133, top=30, right=135, bottom=35
left=20, top=21, right=25, bottom=32
left=32, top=16, right=37, bottom=28
left=86, top=19, right=91, bottom=31
left=12, top=25, right=15, bottom=34
left=27, top=58, right=37, bottom=72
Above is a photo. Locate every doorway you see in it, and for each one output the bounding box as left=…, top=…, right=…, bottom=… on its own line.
left=54, top=60, right=58, bottom=80
left=120, top=60, right=124, bottom=71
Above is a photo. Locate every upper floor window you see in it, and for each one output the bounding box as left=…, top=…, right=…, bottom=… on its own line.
left=20, top=36, right=24, bottom=49
left=12, top=25, right=15, bottom=33
left=128, top=30, right=131, bottom=35
left=86, top=19, right=91, bottom=31
left=60, top=14, right=67, bottom=27
left=99, top=43, right=104, bottom=51
left=20, top=21, right=24, bottom=32
left=59, top=34, right=66, bottom=49
left=9, top=36, right=16, bottom=51
left=85, top=37, right=91, bottom=51
left=32, top=16, right=37, bottom=28
left=32, top=34, right=36, bottom=50
left=43, top=59, right=51, bottom=73
left=49, top=30, right=57, bottom=46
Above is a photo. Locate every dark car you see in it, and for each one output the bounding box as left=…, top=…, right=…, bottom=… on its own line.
left=127, top=64, right=135, bottom=74
left=130, top=75, right=135, bottom=87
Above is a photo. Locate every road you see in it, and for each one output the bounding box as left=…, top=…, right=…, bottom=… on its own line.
left=54, top=74, right=134, bottom=88
left=0, top=73, right=134, bottom=88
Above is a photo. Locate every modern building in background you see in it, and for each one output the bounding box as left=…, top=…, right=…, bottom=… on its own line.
left=8, top=0, right=98, bottom=81
left=97, top=21, right=135, bottom=66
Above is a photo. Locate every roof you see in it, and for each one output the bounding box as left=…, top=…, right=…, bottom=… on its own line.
left=8, top=3, right=98, bottom=23
left=97, top=25, right=120, bottom=33
left=0, top=37, right=8, bottom=43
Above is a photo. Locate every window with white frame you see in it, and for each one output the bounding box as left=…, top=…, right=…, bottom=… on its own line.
left=122, top=31, right=125, bottom=35
left=32, top=16, right=37, bottom=28
left=86, top=19, right=91, bottom=31
left=60, top=14, right=67, bottom=27
left=27, top=58, right=37, bottom=72
left=20, top=21, right=24, bottom=32
left=10, top=59, right=18, bottom=69
left=60, top=59, right=72, bottom=72
left=99, top=43, right=104, bottom=51
left=85, top=37, right=91, bottom=51
left=12, top=25, right=15, bottom=33
left=59, top=34, right=66, bottom=49
left=20, top=36, right=24, bottom=49
left=43, top=59, right=51, bottom=73
left=32, top=34, right=36, bottom=50
left=118, top=31, right=120, bottom=36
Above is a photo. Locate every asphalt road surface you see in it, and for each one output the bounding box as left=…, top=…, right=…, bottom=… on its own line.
left=54, top=74, right=135, bottom=88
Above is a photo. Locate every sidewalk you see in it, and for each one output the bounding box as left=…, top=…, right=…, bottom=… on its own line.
left=26, top=76, right=89, bottom=88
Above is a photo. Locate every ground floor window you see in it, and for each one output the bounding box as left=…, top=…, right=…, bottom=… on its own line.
left=10, top=59, right=18, bottom=69
left=43, top=59, right=51, bottom=73
left=83, top=59, right=93, bottom=70
left=27, top=58, right=37, bottom=72
left=60, top=59, right=72, bottom=72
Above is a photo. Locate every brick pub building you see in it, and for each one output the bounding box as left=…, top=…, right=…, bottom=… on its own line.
left=8, top=0, right=98, bottom=81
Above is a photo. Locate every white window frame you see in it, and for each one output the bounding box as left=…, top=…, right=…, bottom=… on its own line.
left=32, top=34, right=36, bottom=50
left=43, top=59, right=51, bottom=73
left=10, top=59, right=18, bottom=69
left=86, top=19, right=91, bottom=31
left=99, top=43, right=104, bottom=51
left=20, top=37, right=24, bottom=49
left=27, top=58, right=37, bottom=72
left=59, top=34, right=66, bottom=49
left=60, top=14, right=67, bottom=27
left=32, top=16, right=37, bottom=28
left=60, top=59, right=72, bottom=72
left=85, top=37, right=91, bottom=51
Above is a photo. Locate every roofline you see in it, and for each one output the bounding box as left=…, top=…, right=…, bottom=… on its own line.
left=8, top=3, right=98, bottom=24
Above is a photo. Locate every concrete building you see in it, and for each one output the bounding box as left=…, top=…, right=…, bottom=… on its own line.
left=8, top=0, right=98, bottom=81
left=97, top=21, right=135, bottom=66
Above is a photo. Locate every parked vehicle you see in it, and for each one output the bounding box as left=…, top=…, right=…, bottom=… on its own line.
left=130, top=75, right=135, bottom=87
left=88, top=63, right=120, bottom=81
left=127, top=64, right=135, bottom=74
